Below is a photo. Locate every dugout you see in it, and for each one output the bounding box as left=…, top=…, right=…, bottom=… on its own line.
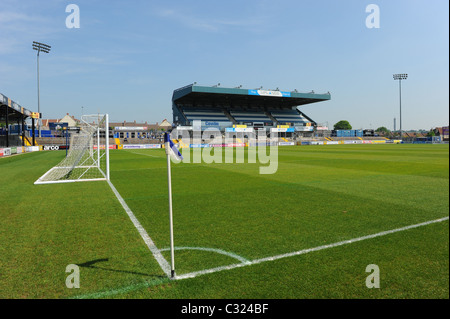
left=0, top=92, right=40, bottom=147
left=171, top=83, right=331, bottom=138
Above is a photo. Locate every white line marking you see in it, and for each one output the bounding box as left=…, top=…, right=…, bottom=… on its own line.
left=72, top=277, right=170, bottom=299
left=126, top=150, right=162, bottom=158
left=175, top=216, right=449, bottom=280
left=71, top=216, right=449, bottom=298
left=107, top=180, right=171, bottom=277
left=159, top=246, right=251, bottom=264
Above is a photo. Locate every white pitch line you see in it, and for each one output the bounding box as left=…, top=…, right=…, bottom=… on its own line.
left=126, top=150, right=162, bottom=158
left=107, top=180, right=172, bottom=277
left=159, top=246, right=251, bottom=264
left=175, top=216, right=449, bottom=280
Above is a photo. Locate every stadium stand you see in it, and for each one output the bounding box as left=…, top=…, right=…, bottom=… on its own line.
left=0, top=92, right=39, bottom=147
left=172, top=84, right=331, bottom=137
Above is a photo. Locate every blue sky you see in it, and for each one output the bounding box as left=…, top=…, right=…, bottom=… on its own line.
left=0, top=0, right=448, bottom=130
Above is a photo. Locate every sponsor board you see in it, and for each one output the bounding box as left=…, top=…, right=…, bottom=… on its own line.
left=2, top=148, right=11, bottom=156
left=26, top=146, right=40, bottom=152
left=189, top=143, right=247, bottom=148
left=226, top=127, right=254, bottom=133
left=278, top=142, right=295, bottom=146
left=226, top=143, right=246, bottom=147
left=44, top=145, right=60, bottom=151
left=49, top=123, right=68, bottom=130
left=31, top=112, right=41, bottom=119
left=205, top=121, right=220, bottom=126
left=209, top=144, right=228, bottom=148
left=93, top=145, right=118, bottom=150
left=248, top=89, right=291, bottom=97
left=295, top=126, right=314, bottom=132
left=0, top=148, right=3, bottom=157
left=189, top=144, right=209, bottom=148
left=122, top=144, right=160, bottom=149
left=271, top=128, right=295, bottom=133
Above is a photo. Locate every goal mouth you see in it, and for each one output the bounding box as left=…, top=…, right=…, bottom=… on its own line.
left=34, top=114, right=110, bottom=185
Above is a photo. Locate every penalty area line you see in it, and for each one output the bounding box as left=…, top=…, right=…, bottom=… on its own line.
left=175, top=216, right=450, bottom=280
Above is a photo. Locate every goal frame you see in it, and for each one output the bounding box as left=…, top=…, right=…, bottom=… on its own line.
left=34, top=114, right=110, bottom=185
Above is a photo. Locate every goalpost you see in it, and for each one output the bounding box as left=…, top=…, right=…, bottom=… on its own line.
left=34, top=114, right=110, bottom=184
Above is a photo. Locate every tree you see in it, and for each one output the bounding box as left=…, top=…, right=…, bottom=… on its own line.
left=334, top=120, right=352, bottom=130
left=375, top=126, right=390, bottom=136
left=426, top=130, right=436, bottom=137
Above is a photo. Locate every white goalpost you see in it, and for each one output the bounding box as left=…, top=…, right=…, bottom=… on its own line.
left=34, top=114, right=110, bottom=185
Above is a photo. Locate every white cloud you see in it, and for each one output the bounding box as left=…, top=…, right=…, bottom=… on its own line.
left=156, top=7, right=267, bottom=33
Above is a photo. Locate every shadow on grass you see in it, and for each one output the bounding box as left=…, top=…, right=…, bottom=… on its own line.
left=78, top=258, right=165, bottom=279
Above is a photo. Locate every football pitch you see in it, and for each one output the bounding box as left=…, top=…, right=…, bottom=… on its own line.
left=0, top=144, right=448, bottom=299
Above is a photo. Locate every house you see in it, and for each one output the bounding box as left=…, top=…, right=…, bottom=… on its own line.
left=41, top=113, right=79, bottom=129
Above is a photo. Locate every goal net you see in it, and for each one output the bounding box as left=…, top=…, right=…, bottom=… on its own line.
left=34, top=114, right=110, bottom=184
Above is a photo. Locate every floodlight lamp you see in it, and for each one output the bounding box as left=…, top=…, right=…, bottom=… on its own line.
left=32, top=41, right=51, bottom=54
left=394, top=73, right=408, bottom=81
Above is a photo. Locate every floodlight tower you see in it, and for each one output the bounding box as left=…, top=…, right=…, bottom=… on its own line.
left=32, top=41, right=51, bottom=137
left=393, top=74, right=408, bottom=140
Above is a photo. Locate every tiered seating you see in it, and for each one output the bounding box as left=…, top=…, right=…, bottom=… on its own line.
left=182, top=108, right=229, bottom=122
left=269, top=109, right=310, bottom=125
left=229, top=110, right=271, bottom=123
left=35, top=137, right=66, bottom=145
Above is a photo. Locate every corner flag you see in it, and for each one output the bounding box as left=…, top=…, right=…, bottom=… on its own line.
left=164, top=132, right=183, bottom=162
left=164, top=132, right=182, bottom=278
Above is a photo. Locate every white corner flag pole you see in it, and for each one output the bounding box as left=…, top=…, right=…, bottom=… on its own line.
left=164, top=132, right=176, bottom=278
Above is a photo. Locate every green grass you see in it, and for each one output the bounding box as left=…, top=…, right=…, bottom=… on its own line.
left=0, top=144, right=448, bottom=299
